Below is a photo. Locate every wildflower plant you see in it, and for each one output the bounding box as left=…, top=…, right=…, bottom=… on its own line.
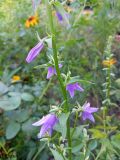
left=25, top=0, right=99, bottom=159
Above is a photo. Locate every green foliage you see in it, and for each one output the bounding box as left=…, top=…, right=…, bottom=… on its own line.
left=0, top=0, right=120, bottom=159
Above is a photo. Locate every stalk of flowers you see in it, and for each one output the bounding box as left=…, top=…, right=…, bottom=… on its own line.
left=102, top=36, right=116, bottom=133
left=26, top=1, right=99, bottom=160
left=102, top=36, right=117, bottom=105
left=46, top=2, right=72, bottom=159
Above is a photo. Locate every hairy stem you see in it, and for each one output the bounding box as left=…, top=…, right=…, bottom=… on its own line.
left=46, top=2, right=72, bottom=159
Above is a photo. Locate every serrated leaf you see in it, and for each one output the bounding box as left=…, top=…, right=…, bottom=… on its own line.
left=21, top=93, right=34, bottom=101
left=6, top=121, right=20, bottom=139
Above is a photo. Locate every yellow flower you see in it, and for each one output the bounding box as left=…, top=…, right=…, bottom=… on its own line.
left=12, top=75, right=21, bottom=83
left=25, top=14, right=39, bottom=28
left=102, top=58, right=117, bottom=67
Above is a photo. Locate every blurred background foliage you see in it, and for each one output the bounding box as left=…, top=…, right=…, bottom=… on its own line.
left=0, top=0, right=120, bottom=159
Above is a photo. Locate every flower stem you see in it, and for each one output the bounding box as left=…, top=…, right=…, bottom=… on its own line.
left=46, top=2, right=72, bottom=159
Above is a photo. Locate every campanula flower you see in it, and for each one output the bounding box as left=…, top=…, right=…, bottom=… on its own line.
left=32, top=114, right=58, bottom=138
left=82, top=102, right=98, bottom=122
left=26, top=41, right=44, bottom=63
left=55, top=11, right=70, bottom=28
left=66, top=82, right=84, bottom=98
left=56, top=12, right=63, bottom=22
left=47, top=64, right=63, bottom=79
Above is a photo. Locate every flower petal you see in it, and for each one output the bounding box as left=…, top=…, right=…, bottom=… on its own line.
left=66, top=84, right=75, bottom=98
left=38, top=124, right=50, bottom=138
left=56, top=12, right=63, bottom=22
left=75, top=83, right=84, bottom=92
left=82, top=112, right=95, bottom=122
left=32, top=114, right=51, bottom=126
left=86, top=107, right=98, bottom=113
left=26, top=41, right=44, bottom=63
left=47, top=67, right=56, bottom=79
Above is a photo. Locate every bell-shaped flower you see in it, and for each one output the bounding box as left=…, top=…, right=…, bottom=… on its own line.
left=26, top=40, right=44, bottom=63
left=47, top=64, right=63, bottom=79
left=32, top=114, right=58, bottom=138
left=82, top=102, right=98, bottom=122
left=66, top=82, right=84, bottom=98
left=55, top=11, right=70, bottom=28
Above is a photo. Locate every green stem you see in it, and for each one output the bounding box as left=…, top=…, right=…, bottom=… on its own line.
left=71, top=111, right=78, bottom=138
left=106, top=66, right=111, bottom=102
left=103, top=66, right=111, bottom=133
left=46, top=2, right=72, bottom=160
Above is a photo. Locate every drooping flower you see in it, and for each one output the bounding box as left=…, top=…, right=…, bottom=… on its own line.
left=25, top=14, right=39, bottom=28
left=102, top=58, right=117, bottom=67
left=47, top=64, right=63, bottom=79
left=55, top=11, right=70, bottom=28
left=32, top=114, right=58, bottom=138
left=26, top=41, right=44, bottom=63
left=56, top=12, right=63, bottom=22
left=11, top=75, right=21, bottom=83
left=66, top=82, right=84, bottom=98
left=82, top=102, right=98, bottom=122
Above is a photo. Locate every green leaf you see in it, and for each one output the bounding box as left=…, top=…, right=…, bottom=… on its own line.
left=22, top=119, right=35, bottom=135
left=21, top=93, right=34, bottom=101
left=68, top=76, right=94, bottom=84
left=0, top=81, right=8, bottom=95
left=115, top=78, right=120, bottom=88
left=0, top=96, right=21, bottom=111
left=72, top=141, right=83, bottom=153
left=15, top=109, right=30, bottom=123
left=56, top=113, right=69, bottom=139
left=89, top=129, right=107, bottom=139
left=111, top=134, right=120, bottom=150
left=50, top=148, right=66, bottom=160
left=88, top=140, right=97, bottom=151
left=6, top=121, right=20, bottom=139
